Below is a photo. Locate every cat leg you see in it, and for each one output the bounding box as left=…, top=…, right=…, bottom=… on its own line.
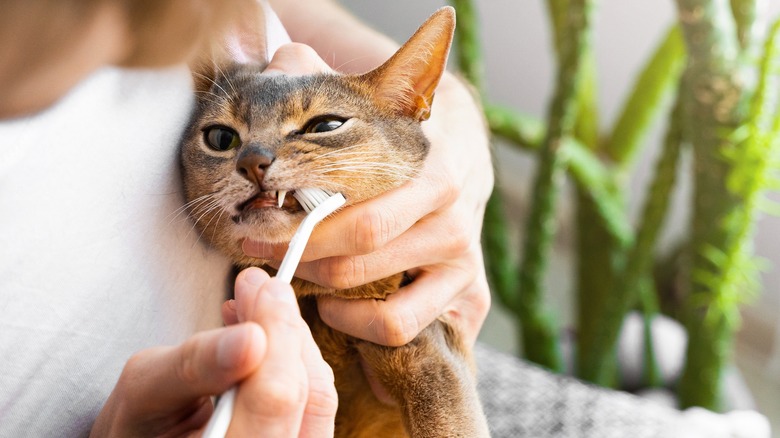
left=356, top=319, right=491, bottom=438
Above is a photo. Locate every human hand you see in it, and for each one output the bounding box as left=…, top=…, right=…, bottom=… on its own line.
left=91, top=267, right=336, bottom=438
left=243, top=42, right=493, bottom=347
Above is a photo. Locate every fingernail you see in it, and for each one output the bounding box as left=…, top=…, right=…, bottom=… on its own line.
left=217, top=326, right=247, bottom=369
left=242, top=239, right=273, bottom=258
left=244, top=268, right=267, bottom=287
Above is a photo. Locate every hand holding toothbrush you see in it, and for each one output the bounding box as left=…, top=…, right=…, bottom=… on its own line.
left=90, top=268, right=337, bottom=438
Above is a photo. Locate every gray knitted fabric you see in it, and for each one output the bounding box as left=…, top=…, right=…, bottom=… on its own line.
left=475, top=344, right=707, bottom=438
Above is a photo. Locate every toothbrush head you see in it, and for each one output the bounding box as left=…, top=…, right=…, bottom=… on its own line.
left=294, top=188, right=341, bottom=213
left=276, top=188, right=345, bottom=283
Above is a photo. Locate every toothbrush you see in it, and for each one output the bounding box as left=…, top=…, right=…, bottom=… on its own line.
left=202, top=188, right=346, bottom=438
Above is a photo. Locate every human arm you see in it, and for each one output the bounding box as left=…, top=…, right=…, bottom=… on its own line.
left=90, top=268, right=337, bottom=437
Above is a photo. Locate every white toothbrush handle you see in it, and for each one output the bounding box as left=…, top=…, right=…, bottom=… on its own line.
left=202, top=192, right=345, bottom=438
left=202, top=386, right=236, bottom=438
left=276, top=193, right=346, bottom=282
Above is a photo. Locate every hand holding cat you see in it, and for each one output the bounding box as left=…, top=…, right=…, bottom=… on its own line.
left=242, top=44, right=493, bottom=348
left=90, top=267, right=337, bottom=438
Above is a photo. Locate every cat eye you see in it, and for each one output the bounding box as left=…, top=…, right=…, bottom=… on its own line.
left=303, top=116, right=347, bottom=134
left=204, top=126, right=241, bottom=151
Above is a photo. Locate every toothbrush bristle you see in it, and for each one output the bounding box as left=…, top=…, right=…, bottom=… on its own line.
left=293, top=188, right=337, bottom=213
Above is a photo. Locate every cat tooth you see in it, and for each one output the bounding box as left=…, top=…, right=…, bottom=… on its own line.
left=277, top=190, right=287, bottom=208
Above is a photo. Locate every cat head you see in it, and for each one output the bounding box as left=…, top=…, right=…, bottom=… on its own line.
left=180, top=7, right=455, bottom=265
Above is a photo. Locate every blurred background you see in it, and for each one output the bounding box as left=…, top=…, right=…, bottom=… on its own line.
left=340, top=0, right=780, bottom=434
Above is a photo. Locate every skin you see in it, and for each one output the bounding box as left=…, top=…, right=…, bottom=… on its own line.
left=91, top=268, right=338, bottom=437
left=260, top=0, right=494, bottom=349
left=3, top=0, right=492, bottom=435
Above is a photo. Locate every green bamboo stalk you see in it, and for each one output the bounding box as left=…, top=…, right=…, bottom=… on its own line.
left=575, top=22, right=685, bottom=386
left=565, top=144, right=633, bottom=246
left=579, top=98, right=685, bottom=384
left=604, top=26, right=686, bottom=167
left=561, top=15, right=617, bottom=386
left=450, top=0, right=484, bottom=90
left=486, top=105, right=633, bottom=245
left=680, top=17, right=780, bottom=409
left=546, top=0, right=600, bottom=150
left=729, top=0, right=765, bottom=57
left=674, top=0, right=745, bottom=410
left=638, top=278, right=663, bottom=388
left=485, top=105, right=545, bottom=150
left=517, top=0, right=595, bottom=371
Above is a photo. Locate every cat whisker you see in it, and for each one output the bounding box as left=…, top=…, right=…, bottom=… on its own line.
left=314, top=162, right=416, bottom=175
left=193, top=91, right=234, bottom=114
left=214, top=63, right=239, bottom=98
left=167, top=192, right=221, bottom=225
left=333, top=54, right=376, bottom=73
left=186, top=198, right=227, bottom=245
left=192, top=71, right=235, bottom=105
left=200, top=200, right=229, bottom=246
left=310, top=169, right=415, bottom=183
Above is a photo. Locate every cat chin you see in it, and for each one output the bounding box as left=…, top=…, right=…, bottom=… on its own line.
left=232, top=219, right=299, bottom=244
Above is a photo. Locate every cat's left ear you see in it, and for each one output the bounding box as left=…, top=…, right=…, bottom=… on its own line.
left=362, top=7, right=455, bottom=121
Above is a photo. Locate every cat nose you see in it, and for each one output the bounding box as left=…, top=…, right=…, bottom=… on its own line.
left=236, top=147, right=275, bottom=187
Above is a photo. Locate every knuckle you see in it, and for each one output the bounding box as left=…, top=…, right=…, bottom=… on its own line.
left=470, top=278, right=492, bottom=319
left=116, top=352, right=146, bottom=392
left=250, top=379, right=308, bottom=417
left=433, top=171, right=461, bottom=207
left=378, top=310, right=419, bottom=347
left=174, top=339, right=202, bottom=387
left=114, top=347, right=165, bottom=403
left=305, top=378, right=339, bottom=418
left=447, top=226, right=471, bottom=256
left=317, top=256, right=366, bottom=290
left=353, top=208, right=391, bottom=255
left=121, top=348, right=161, bottom=381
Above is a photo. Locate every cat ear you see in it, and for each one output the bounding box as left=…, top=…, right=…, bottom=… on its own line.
left=362, top=7, right=455, bottom=121
left=191, top=1, right=290, bottom=93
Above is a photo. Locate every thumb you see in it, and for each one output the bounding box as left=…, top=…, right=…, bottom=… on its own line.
left=120, top=323, right=267, bottom=415
left=262, top=43, right=332, bottom=76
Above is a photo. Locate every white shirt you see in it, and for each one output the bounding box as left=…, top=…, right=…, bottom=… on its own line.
left=0, top=4, right=292, bottom=434
left=0, top=66, right=232, bottom=437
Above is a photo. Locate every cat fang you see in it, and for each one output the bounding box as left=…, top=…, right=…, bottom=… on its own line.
left=232, top=190, right=303, bottom=224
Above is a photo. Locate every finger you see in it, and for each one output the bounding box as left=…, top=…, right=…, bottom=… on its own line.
left=115, top=323, right=267, bottom=417
left=443, top=268, right=492, bottom=347
left=298, top=326, right=338, bottom=437
left=233, top=267, right=271, bottom=324
left=230, top=278, right=309, bottom=437
left=282, top=208, right=469, bottom=289
left=222, top=300, right=239, bottom=326
left=263, top=43, right=332, bottom=76
left=317, top=264, right=471, bottom=346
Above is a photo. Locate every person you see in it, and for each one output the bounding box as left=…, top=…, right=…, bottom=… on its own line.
left=0, top=0, right=492, bottom=436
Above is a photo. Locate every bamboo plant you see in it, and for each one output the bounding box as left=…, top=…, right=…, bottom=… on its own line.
left=452, top=0, right=780, bottom=410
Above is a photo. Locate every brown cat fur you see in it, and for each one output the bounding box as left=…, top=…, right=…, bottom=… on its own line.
left=180, top=8, right=490, bottom=437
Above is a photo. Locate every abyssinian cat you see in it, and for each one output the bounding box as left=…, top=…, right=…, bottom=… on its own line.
left=180, top=7, right=489, bottom=437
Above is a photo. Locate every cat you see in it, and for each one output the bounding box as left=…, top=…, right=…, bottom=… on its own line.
left=180, top=7, right=490, bottom=437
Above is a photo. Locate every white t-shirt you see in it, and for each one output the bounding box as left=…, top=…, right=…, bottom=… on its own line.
left=0, top=5, right=291, bottom=435
left=0, top=66, right=233, bottom=436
